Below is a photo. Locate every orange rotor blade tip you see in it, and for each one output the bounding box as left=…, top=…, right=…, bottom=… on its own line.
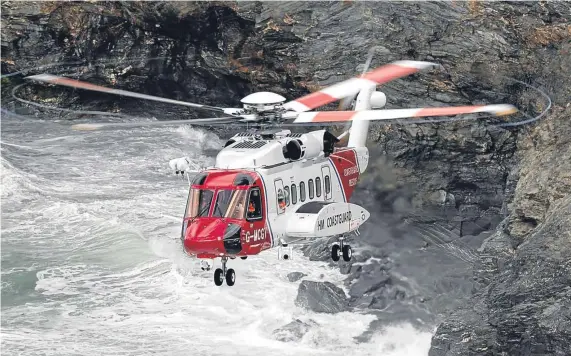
left=496, top=106, right=518, bottom=116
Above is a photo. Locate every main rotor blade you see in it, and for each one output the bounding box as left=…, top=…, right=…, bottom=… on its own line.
left=293, top=104, right=518, bottom=123
left=71, top=117, right=241, bottom=131
left=284, top=60, right=441, bottom=113
left=25, top=74, right=230, bottom=114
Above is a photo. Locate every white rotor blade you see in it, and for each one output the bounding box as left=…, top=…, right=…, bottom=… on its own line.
left=71, top=117, right=240, bottom=131
left=292, top=104, right=518, bottom=123
left=284, top=60, right=441, bottom=113
left=25, top=74, right=231, bottom=114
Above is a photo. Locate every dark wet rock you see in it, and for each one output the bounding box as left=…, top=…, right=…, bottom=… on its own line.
left=300, top=237, right=337, bottom=262
left=430, top=107, right=571, bottom=356
left=286, top=272, right=306, bottom=282
left=360, top=262, right=379, bottom=275
left=353, top=250, right=373, bottom=263
left=369, top=296, right=387, bottom=311
left=348, top=274, right=391, bottom=298
left=431, top=199, right=571, bottom=356
left=272, top=319, right=317, bottom=342
left=339, top=262, right=352, bottom=275
left=295, top=280, right=348, bottom=314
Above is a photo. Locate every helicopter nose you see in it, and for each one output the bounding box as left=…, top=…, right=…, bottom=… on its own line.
left=184, top=222, right=242, bottom=256
left=184, top=234, right=224, bottom=255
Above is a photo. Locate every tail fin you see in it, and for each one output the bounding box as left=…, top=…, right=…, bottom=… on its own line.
left=347, top=84, right=376, bottom=148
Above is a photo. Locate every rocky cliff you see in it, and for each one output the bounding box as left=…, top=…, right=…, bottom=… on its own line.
left=429, top=105, right=571, bottom=356
left=2, top=1, right=570, bottom=354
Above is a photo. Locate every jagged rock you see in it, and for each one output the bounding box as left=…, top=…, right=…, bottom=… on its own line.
left=295, top=281, right=348, bottom=314
left=272, top=319, right=317, bottom=342
left=348, top=274, right=391, bottom=298
left=506, top=106, right=571, bottom=248
left=300, top=236, right=336, bottom=262
left=430, top=107, right=571, bottom=356
left=354, top=251, right=374, bottom=263
left=286, top=272, right=306, bottom=282
left=339, top=262, right=352, bottom=275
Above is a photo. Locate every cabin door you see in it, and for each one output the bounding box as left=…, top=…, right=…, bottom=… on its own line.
left=274, top=178, right=286, bottom=215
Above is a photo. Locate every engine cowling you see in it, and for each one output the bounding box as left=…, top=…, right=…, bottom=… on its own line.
left=370, top=91, right=387, bottom=109
left=283, top=130, right=339, bottom=161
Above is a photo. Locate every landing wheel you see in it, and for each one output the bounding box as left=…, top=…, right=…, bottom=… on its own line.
left=214, top=268, right=224, bottom=286
left=331, top=244, right=341, bottom=262
left=342, top=244, right=352, bottom=262
left=225, top=268, right=236, bottom=286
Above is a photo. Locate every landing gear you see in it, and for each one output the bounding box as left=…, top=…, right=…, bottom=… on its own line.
left=213, top=257, right=236, bottom=286
left=214, top=268, right=224, bottom=286
left=331, top=244, right=341, bottom=262
left=331, top=237, right=352, bottom=262
left=225, top=268, right=236, bottom=286
left=342, top=244, right=352, bottom=261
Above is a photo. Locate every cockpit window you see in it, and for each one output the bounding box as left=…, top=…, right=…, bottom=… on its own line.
left=211, top=189, right=248, bottom=219
left=185, top=187, right=255, bottom=220
left=185, top=188, right=214, bottom=218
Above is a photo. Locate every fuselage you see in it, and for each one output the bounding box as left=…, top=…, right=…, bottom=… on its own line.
left=181, top=146, right=368, bottom=259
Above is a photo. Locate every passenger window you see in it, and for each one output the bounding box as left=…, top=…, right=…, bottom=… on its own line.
left=308, top=179, right=314, bottom=199
left=325, top=175, right=331, bottom=194
left=316, top=177, right=322, bottom=197
left=291, top=184, right=297, bottom=204
left=247, top=188, right=262, bottom=220
left=300, top=181, right=306, bottom=202
left=277, top=188, right=286, bottom=211
left=284, top=186, right=290, bottom=206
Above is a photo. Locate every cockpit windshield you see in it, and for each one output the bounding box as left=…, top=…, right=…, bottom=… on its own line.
left=185, top=187, right=250, bottom=220
left=185, top=188, right=214, bottom=218
left=212, top=189, right=248, bottom=219
left=185, top=187, right=261, bottom=220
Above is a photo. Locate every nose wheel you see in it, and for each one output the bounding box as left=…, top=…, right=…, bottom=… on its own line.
left=214, top=257, right=235, bottom=286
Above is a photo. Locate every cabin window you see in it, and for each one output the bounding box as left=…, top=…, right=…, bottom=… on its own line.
left=284, top=186, right=291, bottom=206
left=247, top=188, right=262, bottom=220
left=308, top=179, right=314, bottom=199
left=325, top=175, right=331, bottom=195
left=277, top=188, right=287, bottom=211
left=316, top=177, right=322, bottom=197
left=185, top=188, right=214, bottom=218
left=291, top=184, right=297, bottom=204
left=300, top=181, right=306, bottom=202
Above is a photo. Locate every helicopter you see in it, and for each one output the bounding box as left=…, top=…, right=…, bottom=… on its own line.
left=25, top=59, right=518, bottom=286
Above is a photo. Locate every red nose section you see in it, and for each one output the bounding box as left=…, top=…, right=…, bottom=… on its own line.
left=183, top=218, right=242, bottom=257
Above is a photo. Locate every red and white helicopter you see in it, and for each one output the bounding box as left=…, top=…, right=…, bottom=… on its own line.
left=26, top=59, right=517, bottom=286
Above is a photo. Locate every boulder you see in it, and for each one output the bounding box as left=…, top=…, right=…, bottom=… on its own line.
left=295, top=281, right=348, bottom=314
left=286, top=272, right=306, bottom=282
